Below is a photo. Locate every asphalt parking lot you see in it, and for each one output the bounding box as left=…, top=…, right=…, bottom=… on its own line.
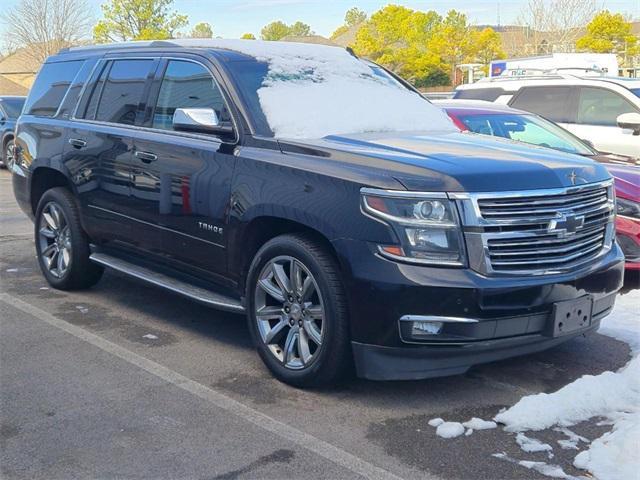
left=0, top=168, right=636, bottom=480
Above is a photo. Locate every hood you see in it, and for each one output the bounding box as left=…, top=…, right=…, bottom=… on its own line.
left=281, top=131, right=612, bottom=192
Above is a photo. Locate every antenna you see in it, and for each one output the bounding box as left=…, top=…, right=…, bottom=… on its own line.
left=497, top=2, right=501, bottom=27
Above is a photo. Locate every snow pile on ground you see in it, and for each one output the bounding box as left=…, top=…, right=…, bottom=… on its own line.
left=495, top=290, right=640, bottom=480
left=462, top=417, right=497, bottom=430
left=175, top=39, right=456, bottom=139
left=436, top=422, right=466, bottom=438
left=515, top=433, right=553, bottom=454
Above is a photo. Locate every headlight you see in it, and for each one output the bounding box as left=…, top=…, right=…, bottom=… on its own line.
left=361, top=188, right=466, bottom=266
left=616, top=197, right=640, bottom=219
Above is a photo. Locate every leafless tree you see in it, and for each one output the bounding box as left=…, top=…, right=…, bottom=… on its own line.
left=1, top=0, right=93, bottom=65
left=517, top=0, right=601, bottom=54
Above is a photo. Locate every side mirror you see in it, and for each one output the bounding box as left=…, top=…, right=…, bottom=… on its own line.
left=616, top=112, right=640, bottom=136
left=581, top=139, right=595, bottom=149
left=172, top=108, right=233, bottom=136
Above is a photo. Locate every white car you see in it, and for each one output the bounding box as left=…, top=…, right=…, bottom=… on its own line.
left=454, top=74, right=640, bottom=159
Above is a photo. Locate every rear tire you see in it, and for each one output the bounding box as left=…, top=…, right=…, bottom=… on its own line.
left=246, top=233, right=351, bottom=387
left=0, top=138, right=14, bottom=169
left=34, top=187, right=103, bottom=290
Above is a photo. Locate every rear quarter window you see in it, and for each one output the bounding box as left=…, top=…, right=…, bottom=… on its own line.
left=509, top=86, right=574, bottom=123
left=23, top=60, right=84, bottom=117
left=454, top=88, right=506, bottom=102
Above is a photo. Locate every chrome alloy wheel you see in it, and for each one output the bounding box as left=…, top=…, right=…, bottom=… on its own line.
left=4, top=141, right=15, bottom=170
left=38, top=202, right=72, bottom=278
left=254, top=255, right=324, bottom=370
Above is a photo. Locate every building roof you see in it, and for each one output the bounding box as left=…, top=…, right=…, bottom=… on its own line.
left=0, top=75, right=29, bottom=95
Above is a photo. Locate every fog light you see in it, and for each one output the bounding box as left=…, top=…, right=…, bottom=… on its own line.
left=411, top=320, right=443, bottom=336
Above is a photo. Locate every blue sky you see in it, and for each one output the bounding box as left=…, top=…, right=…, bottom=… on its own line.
left=1, top=0, right=639, bottom=41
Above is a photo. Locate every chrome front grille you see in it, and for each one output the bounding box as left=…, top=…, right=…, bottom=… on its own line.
left=451, top=181, right=616, bottom=275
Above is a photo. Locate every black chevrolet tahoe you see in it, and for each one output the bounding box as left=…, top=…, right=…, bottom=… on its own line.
left=11, top=40, right=624, bottom=386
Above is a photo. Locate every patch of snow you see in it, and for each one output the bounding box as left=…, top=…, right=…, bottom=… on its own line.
left=142, top=334, right=158, bottom=340
left=465, top=428, right=473, bottom=436
left=494, top=290, right=640, bottom=480
left=516, top=432, right=553, bottom=453
left=5, top=268, right=18, bottom=272
left=39, top=287, right=49, bottom=290
left=427, top=417, right=444, bottom=427
left=462, top=417, right=497, bottom=430
left=518, top=460, right=572, bottom=479
left=75, top=306, right=88, bottom=314
left=554, top=427, right=588, bottom=444
left=557, top=439, right=578, bottom=450
left=436, top=422, right=465, bottom=439
left=172, top=39, right=456, bottom=139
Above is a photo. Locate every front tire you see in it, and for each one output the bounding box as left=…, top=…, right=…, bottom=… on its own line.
left=35, top=188, right=103, bottom=290
left=246, top=234, right=351, bottom=387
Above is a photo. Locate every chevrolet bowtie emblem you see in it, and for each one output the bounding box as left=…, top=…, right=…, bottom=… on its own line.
left=568, top=171, right=578, bottom=185
left=548, top=213, right=585, bottom=237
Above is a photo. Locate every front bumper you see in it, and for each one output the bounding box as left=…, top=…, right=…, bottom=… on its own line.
left=333, top=238, right=624, bottom=380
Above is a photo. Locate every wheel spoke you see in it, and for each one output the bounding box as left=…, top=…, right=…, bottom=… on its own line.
left=50, top=205, right=65, bottom=230
left=301, top=276, right=314, bottom=301
left=61, top=247, right=71, bottom=267
left=46, top=249, right=59, bottom=273
left=41, top=243, right=57, bottom=259
left=306, top=305, right=323, bottom=320
left=258, top=278, right=285, bottom=303
left=272, top=262, right=291, bottom=296
left=291, top=261, right=303, bottom=295
left=264, top=318, right=288, bottom=344
left=256, top=305, right=284, bottom=320
left=283, top=328, right=297, bottom=365
left=303, top=320, right=322, bottom=346
left=298, top=328, right=312, bottom=364
left=42, top=211, right=58, bottom=231
left=39, top=227, right=56, bottom=239
left=57, top=248, right=66, bottom=273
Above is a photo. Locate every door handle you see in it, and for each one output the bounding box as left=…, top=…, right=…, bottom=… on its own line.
left=68, top=138, right=87, bottom=149
left=135, top=150, right=158, bottom=163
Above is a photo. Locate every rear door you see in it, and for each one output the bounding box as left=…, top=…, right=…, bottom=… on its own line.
left=131, top=57, right=236, bottom=278
left=65, top=57, right=159, bottom=247
left=568, top=86, right=640, bottom=158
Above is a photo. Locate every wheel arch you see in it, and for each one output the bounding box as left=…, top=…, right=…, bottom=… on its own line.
left=233, top=215, right=344, bottom=294
left=30, top=167, right=74, bottom=216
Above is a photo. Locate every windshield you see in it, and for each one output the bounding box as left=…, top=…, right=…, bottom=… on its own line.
left=455, top=112, right=596, bottom=155
left=223, top=42, right=455, bottom=139
left=0, top=97, right=25, bottom=118
left=631, top=88, right=640, bottom=98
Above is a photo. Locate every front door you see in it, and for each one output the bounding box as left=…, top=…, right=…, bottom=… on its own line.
left=131, top=58, right=236, bottom=279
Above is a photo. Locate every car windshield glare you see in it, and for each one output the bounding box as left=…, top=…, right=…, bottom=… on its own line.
left=457, top=112, right=596, bottom=156
left=220, top=40, right=456, bottom=139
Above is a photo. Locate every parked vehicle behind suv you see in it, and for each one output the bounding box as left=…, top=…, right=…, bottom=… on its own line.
left=12, top=40, right=624, bottom=386
left=438, top=100, right=640, bottom=271
left=0, top=95, right=26, bottom=169
left=454, top=74, right=640, bottom=159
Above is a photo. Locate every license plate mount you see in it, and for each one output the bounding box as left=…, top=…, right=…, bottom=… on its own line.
left=549, top=296, right=593, bottom=338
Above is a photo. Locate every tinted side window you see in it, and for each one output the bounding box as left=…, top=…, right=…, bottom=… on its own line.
left=152, top=60, right=231, bottom=131
left=576, top=87, right=639, bottom=126
left=510, top=86, right=573, bottom=123
left=95, top=59, right=154, bottom=125
left=0, top=98, right=25, bottom=118
left=454, top=88, right=505, bottom=102
left=24, top=60, right=83, bottom=117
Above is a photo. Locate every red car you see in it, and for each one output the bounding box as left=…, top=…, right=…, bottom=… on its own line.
left=438, top=100, right=640, bottom=271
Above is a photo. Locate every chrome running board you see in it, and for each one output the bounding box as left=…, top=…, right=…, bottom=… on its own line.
left=89, top=252, right=245, bottom=314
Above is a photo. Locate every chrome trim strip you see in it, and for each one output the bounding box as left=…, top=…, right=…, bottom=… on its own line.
left=399, top=315, right=479, bottom=323
left=448, top=179, right=614, bottom=201
left=377, top=246, right=465, bottom=267
left=360, top=187, right=448, bottom=199
left=88, top=205, right=225, bottom=249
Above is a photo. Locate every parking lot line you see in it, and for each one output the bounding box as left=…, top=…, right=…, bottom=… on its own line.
left=0, top=292, right=409, bottom=480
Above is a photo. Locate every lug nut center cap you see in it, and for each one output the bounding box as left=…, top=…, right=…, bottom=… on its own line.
left=289, top=303, right=302, bottom=321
